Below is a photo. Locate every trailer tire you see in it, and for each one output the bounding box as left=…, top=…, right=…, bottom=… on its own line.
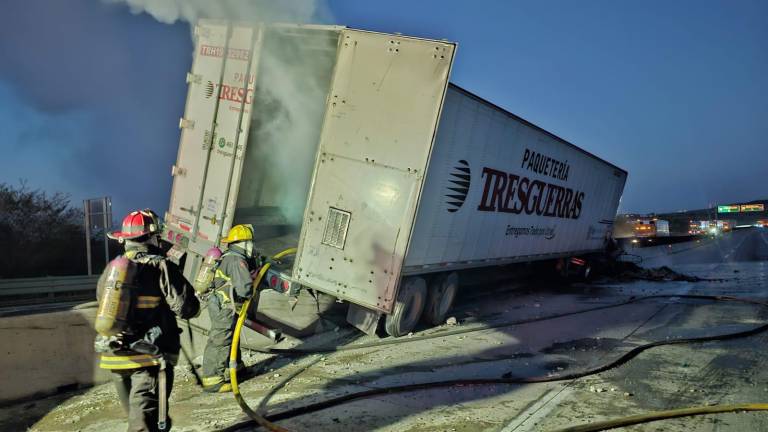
left=385, top=277, right=427, bottom=337
left=422, top=272, right=458, bottom=326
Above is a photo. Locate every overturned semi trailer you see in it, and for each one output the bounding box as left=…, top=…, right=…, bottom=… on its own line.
left=164, top=21, right=628, bottom=337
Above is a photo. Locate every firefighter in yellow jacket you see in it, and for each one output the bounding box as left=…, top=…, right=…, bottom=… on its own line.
left=201, top=224, right=257, bottom=392
left=95, top=210, right=199, bottom=432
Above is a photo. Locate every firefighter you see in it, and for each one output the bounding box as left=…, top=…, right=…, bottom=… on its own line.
left=95, top=209, right=200, bottom=432
left=201, top=224, right=257, bottom=393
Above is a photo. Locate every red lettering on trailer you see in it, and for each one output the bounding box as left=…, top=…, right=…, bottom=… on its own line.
left=227, top=48, right=250, bottom=61
left=233, top=72, right=256, bottom=84
left=501, top=174, right=520, bottom=213
left=477, top=167, right=506, bottom=211
left=215, top=84, right=253, bottom=104
left=199, top=45, right=251, bottom=61
left=220, top=85, right=231, bottom=100
left=476, top=166, right=586, bottom=220
left=200, top=45, right=224, bottom=57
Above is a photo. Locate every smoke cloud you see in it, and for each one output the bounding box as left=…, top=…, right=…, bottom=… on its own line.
left=240, top=26, right=338, bottom=227
left=103, top=0, right=326, bottom=25
left=104, top=0, right=335, bottom=229
left=0, top=0, right=194, bottom=221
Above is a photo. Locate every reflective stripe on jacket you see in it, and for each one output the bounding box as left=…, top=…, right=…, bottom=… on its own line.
left=213, top=251, right=253, bottom=301
left=95, top=245, right=199, bottom=371
left=135, top=295, right=162, bottom=309
left=100, top=353, right=161, bottom=370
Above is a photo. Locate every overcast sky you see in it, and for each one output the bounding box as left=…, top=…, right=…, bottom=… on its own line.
left=1, top=0, right=766, bottom=221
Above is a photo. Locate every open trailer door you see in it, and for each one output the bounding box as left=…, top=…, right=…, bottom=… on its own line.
left=294, top=29, right=456, bottom=313
left=166, top=21, right=262, bottom=256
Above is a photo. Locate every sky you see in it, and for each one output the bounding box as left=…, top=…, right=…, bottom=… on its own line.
left=0, top=0, right=766, bottom=222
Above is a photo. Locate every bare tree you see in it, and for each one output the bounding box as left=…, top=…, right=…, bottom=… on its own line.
left=0, top=182, right=88, bottom=278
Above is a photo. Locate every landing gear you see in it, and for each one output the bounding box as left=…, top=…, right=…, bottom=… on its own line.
left=422, top=272, right=458, bottom=326
left=385, top=277, right=426, bottom=337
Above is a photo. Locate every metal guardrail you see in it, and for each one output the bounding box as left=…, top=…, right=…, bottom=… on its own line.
left=0, top=275, right=98, bottom=306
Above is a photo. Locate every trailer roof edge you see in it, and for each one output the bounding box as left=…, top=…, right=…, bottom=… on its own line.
left=447, top=83, right=628, bottom=176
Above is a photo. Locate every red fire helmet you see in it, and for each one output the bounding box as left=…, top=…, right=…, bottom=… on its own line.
left=107, top=209, right=161, bottom=240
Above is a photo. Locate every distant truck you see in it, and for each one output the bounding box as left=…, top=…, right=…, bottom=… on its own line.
left=633, top=218, right=669, bottom=237
left=688, top=221, right=702, bottom=235
left=163, top=21, right=628, bottom=336
left=714, top=220, right=734, bottom=233
left=691, top=220, right=734, bottom=235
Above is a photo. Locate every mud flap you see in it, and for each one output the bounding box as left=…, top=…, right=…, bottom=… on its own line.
left=346, top=303, right=381, bottom=336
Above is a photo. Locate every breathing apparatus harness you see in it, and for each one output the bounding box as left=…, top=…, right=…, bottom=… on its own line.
left=94, top=249, right=178, bottom=431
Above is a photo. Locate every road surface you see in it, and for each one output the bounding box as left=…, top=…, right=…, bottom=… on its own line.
left=2, top=228, right=767, bottom=431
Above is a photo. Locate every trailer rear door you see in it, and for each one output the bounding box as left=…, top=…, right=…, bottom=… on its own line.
left=167, top=21, right=261, bottom=255
left=294, top=30, right=456, bottom=313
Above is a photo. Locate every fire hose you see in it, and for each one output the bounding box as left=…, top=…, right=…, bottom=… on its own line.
left=552, top=403, right=768, bottom=432
left=229, top=248, right=297, bottom=432
left=222, top=294, right=768, bottom=432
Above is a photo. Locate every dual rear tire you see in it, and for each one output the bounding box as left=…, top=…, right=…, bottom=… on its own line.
left=384, top=272, right=458, bottom=337
left=422, top=272, right=459, bottom=326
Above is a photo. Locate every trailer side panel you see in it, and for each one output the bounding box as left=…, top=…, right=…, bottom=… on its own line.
left=404, top=85, right=627, bottom=272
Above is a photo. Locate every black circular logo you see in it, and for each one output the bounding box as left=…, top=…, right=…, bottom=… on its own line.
left=446, top=160, right=471, bottom=213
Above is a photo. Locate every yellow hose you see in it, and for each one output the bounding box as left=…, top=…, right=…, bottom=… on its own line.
left=272, top=248, right=298, bottom=260
left=551, top=403, right=768, bottom=432
left=229, top=248, right=297, bottom=432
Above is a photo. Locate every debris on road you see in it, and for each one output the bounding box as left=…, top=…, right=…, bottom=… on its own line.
left=601, top=261, right=706, bottom=282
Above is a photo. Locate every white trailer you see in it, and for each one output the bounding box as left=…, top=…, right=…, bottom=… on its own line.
left=655, top=219, right=670, bottom=237
left=164, top=21, right=628, bottom=337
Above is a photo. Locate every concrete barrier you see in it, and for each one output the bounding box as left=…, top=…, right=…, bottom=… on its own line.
left=0, top=275, right=98, bottom=306
left=0, top=288, right=345, bottom=404
left=0, top=305, right=111, bottom=404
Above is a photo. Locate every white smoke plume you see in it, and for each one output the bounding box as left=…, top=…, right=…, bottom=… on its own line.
left=104, top=0, right=335, bottom=233
left=103, top=0, right=324, bottom=24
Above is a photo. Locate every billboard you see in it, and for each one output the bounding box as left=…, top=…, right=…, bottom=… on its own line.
left=717, top=203, right=765, bottom=213
left=740, top=204, right=765, bottom=212
left=717, top=205, right=740, bottom=213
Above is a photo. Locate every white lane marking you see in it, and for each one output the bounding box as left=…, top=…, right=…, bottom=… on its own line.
left=758, top=230, right=768, bottom=248
left=723, top=233, right=749, bottom=260
left=499, top=385, right=574, bottom=432
left=499, top=284, right=693, bottom=432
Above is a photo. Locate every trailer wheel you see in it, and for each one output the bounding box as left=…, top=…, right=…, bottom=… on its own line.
left=422, top=272, right=458, bottom=326
left=385, top=277, right=427, bottom=337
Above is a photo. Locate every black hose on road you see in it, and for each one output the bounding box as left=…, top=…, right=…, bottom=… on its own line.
left=213, top=295, right=671, bottom=356
left=206, top=293, right=736, bottom=357
left=222, top=294, right=768, bottom=431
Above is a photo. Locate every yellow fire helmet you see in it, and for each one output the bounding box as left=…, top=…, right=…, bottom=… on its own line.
left=221, top=224, right=254, bottom=244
